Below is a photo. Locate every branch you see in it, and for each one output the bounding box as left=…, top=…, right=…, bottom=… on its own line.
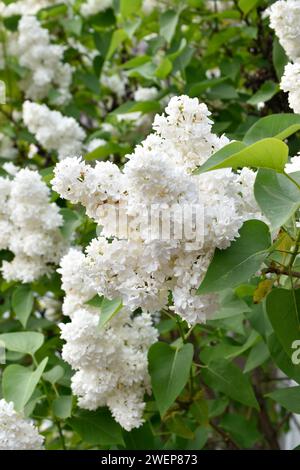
left=263, top=267, right=300, bottom=279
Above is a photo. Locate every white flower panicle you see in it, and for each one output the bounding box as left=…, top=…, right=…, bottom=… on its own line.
left=152, top=95, right=228, bottom=171
left=269, top=1, right=300, bottom=113
left=134, top=86, right=158, bottom=102
left=0, top=0, right=59, bottom=17
left=0, top=168, right=66, bottom=283
left=285, top=154, right=300, bottom=173
left=0, top=399, right=44, bottom=450
left=58, top=249, right=158, bottom=431
left=268, top=0, right=300, bottom=62
left=53, top=95, right=261, bottom=325
left=280, top=62, right=300, bottom=113
left=101, top=72, right=128, bottom=100
left=80, top=0, right=113, bottom=17
left=0, top=133, right=18, bottom=160
left=22, top=101, right=86, bottom=160
left=17, top=15, right=72, bottom=104
left=54, top=95, right=262, bottom=428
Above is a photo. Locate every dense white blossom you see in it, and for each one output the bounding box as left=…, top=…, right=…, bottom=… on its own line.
left=38, top=292, right=62, bottom=321
left=280, top=62, right=300, bottom=113
left=0, top=133, right=17, bottom=160
left=0, top=168, right=66, bottom=282
left=86, top=138, right=107, bottom=153
left=80, top=0, right=113, bottom=17
left=101, top=72, right=128, bottom=100
left=152, top=95, right=229, bottom=171
left=0, top=399, right=44, bottom=450
left=134, top=87, right=158, bottom=102
left=58, top=250, right=158, bottom=430
left=269, top=1, right=300, bottom=113
left=285, top=154, right=300, bottom=173
left=16, top=16, right=72, bottom=104
left=53, top=95, right=263, bottom=427
left=0, top=0, right=59, bottom=16
left=53, top=95, right=261, bottom=325
left=268, top=0, right=300, bottom=62
left=23, top=101, right=86, bottom=159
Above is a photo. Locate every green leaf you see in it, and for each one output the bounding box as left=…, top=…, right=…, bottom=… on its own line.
left=196, top=138, right=288, bottom=174
left=60, top=208, right=81, bottom=240
left=266, top=288, right=300, bottom=359
left=99, top=297, right=123, bottom=329
left=238, top=0, right=259, bottom=15
left=245, top=303, right=273, bottom=340
left=244, top=114, right=300, bottom=145
left=266, top=386, right=300, bottom=414
left=53, top=395, right=73, bottom=419
left=110, top=100, right=160, bottom=115
left=3, top=14, right=20, bottom=31
left=198, top=220, right=271, bottom=294
left=68, top=408, right=124, bottom=446
left=268, top=333, right=300, bottom=385
left=85, top=294, right=104, bottom=308
left=226, top=330, right=260, bottom=360
left=273, top=38, right=288, bottom=81
left=148, top=342, right=194, bottom=416
left=85, top=142, right=131, bottom=161
left=123, top=423, right=155, bottom=450
left=0, top=332, right=44, bottom=356
left=106, top=29, right=127, bottom=59
left=38, top=3, right=67, bottom=19
left=254, top=169, right=300, bottom=230
left=63, top=17, right=82, bottom=36
left=193, top=141, right=246, bottom=175
left=89, top=9, right=116, bottom=27
left=77, top=72, right=100, bottom=95
left=2, top=358, right=48, bottom=411
left=247, top=81, right=279, bottom=106
left=202, top=359, right=259, bottom=409
left=155, top=57, right=173, bottom=79
left=220, top=413, right=261, bottom=448
left=12, top=285, right=34, bottom=328
left=207, top=83, right=238, bottom=100
left=160, top=10, right=179, bottom=43
left=188, top=77, right=228, bottom=97
left=43, top=365, right=65, bottom=385
left=165, top=414, right=194, bottom=439
left=212, top=289, right=250, bottom=320
left=120, top=0, right=141, bottom=17
left=244, top=341, right=270, bottom=373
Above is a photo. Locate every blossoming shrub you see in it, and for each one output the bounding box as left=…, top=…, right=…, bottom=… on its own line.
left=0, top=0, right=300, bottom=450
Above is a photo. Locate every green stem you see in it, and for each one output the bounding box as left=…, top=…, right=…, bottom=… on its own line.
left=176, top=316, right=186, bottom=343
left=33, top=356, right=67, bottom=451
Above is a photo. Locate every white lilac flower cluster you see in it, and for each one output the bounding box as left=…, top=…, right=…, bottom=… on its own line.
left=58, top=248, right=158, bottom=431
left=0, top=0, right=59, bottom=17
left=269, top=0, right=300, bottom=112
left=16, top=15, right=72, bottom=104
left=134, top=86, right=158, bottom=102
left=0, top=168, right=66, bottom=283
left=0, top=399, right=44, bottom=450
left=280, top=62, right=300, bottom=113
left=80, top=0, right=113, bottom=17
left=22, top=101, right=86, bottom=160
left=53, top=95, right=261, bottom=325
left=285, top=154, right=300, bottom=173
